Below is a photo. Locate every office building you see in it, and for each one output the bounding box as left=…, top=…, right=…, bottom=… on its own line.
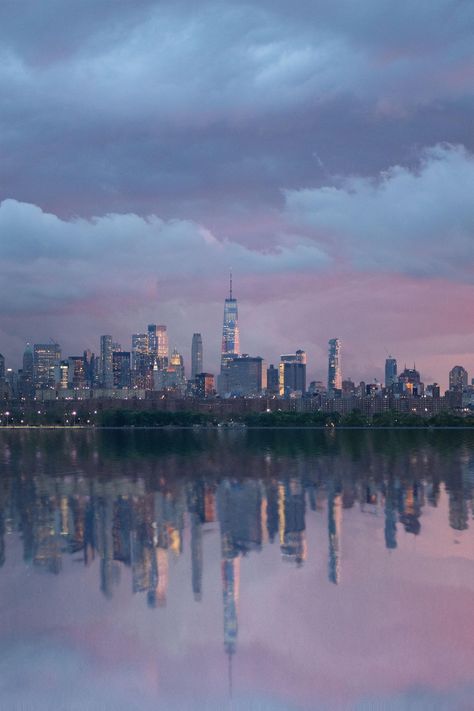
left=100, top=335, right=113, bottom=389
left=224, top=355, right=266, bottom=396
left=385, top=356, right=397, bottom=388
left=195, top=372, right=215, bottom=398
left=279, top=351, right=306, bottom=396
left=191, top=333, right=203, bottom=379
left=398, top=365, right=424, bottom=396
left=266, top=364, right=279, bottom=394
left=33, top=343, right=61, bottom=390
left=328, top=338, right=342, bottom=394
left=449, top=365, right=468, bottom=392
left=68, top=356, right=87, bottom=389
left=113, top=351, right=131, bottom=388
left=132, top=333, right=149, bottom=369
left=156, top=325, right=169, bottom=367
left=57, top=360, right=69, bottom=389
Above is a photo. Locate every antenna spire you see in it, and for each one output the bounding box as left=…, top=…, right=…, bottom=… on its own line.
left=229, top=269, right=233, bottom=299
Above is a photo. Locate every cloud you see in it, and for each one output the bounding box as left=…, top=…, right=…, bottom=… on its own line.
left=0, top=198, right=330, bottom=315
left=284, top=143, right=474, bottom=281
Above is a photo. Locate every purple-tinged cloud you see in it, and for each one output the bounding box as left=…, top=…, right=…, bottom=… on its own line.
left=285, top=143, right=474, bottom=281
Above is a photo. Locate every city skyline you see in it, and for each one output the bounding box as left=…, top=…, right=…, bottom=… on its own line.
left=1, top=277, right=471, bottom=393
left=0, top=3, right=473, bottom=388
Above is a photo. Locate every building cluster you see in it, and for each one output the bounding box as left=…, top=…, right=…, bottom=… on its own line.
left=0, top=276, right=473, bottom=411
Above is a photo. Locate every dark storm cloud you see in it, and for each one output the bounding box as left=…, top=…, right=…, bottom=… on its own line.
left=0, top=1, right=473, bottom=381
left=1, top=0, right=473, bottom=225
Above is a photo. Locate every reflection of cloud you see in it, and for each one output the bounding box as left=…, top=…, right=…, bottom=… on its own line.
left=285, top=144, right=474, bottom=282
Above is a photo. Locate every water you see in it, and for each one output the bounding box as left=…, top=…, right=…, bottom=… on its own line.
left=0, top=429, right=473, bottom=711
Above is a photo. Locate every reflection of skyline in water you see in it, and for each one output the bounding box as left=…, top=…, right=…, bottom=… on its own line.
left=0, top=429, right=474, bottom=671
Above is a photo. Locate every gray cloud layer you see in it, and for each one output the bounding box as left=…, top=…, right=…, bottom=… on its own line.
left=0, top=1, right=473, bottom=379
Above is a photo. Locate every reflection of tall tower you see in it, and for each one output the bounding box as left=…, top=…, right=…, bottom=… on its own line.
left=222, top=557, right=240, bottom=657
left=328, top=486, right=342, bottom=584
left=190, top=512, right=203, bottom=601
left=384, top=479, right=398, bottom=550
left=280, top=479, right=306, bottom=566
left=220, top=271, right=240, bottom=373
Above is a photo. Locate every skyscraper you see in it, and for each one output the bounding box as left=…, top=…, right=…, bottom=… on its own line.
left=100, top=335, right=113, bottom=389
left=191, top=333, right=203, bottom=379
left=449, top=365, right=468, bottom=391
left=220, top=272, right=240, bottom=372
left=0, top=354, right=4, bottom=381
left=156, top=325, right=169, bottom=367
left=131, top=333, right=148, bottom=369
left=385, top=356, right=398, bottom=388
left=279, top=351, right=306, bottom=396
left=328, top=338, right=342, bottom=394
left=113, top=351, right=131, bottom=388
left=33, top=343, right=61, bottom=390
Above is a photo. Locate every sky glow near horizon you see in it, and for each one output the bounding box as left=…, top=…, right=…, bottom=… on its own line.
left=0, top=0, right=473, bottom=387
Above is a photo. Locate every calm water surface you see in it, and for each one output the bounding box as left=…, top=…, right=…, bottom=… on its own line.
left=0, top=429, right=473, bottom=711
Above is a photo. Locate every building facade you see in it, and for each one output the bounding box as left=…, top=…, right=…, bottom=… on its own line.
left=33, top=343, right=61, bottom=390
left=191, top=333, right=203, bottom=379
left=328, top=338, right=342, bottom=394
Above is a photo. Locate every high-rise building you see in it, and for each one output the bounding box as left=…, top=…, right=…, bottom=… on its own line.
left=68, top=356, right=87, bottom=389
left=113, top=351, right=131, bottom=388
left=0, top=354, right=4, bottom=381
left=19, top=344, right=35, bottom=398
left=398, top=365, right=423, bottom=396
left=157, top=325, right=169, bottom=366
left=191, top=333, right=203, bottom=379
left=449, top=365, right=468, bottom=392
left=100, top=335, right=113, bottom=389
left=57, top=360, right=69, bottom=389
left=195, top=372, right=215, bottom=398
left=385, top=356, right=397, bottom=388
left=33, top=343, right=61, bottom=390
left=132, top=333, right=149, bottom=370
left=279, top=351, right=306, bottom=396
left=266, top=364, right=279, bottom=394
left=147, top=324, right=157, bottom=355
left=220, top=272, right=240, bottom=372
left=327, top=338, right=342, bottom=394
left=224, top=355, right=266, bottom=396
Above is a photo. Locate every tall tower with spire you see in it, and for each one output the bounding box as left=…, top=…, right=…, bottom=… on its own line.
left=220, top=271, right=240, bottom=373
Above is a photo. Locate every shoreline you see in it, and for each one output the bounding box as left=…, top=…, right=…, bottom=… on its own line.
left=1, top=425, right=474, bottom=431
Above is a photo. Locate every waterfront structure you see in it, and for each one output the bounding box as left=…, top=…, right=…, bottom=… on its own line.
left=220, top=273, right=240, bottom=374
left=100, top=335, right=113, bottom=389
left=449, top=365, right=468, bottom=392
left=328, top=338, right=342, bottom=394
left=113, top=352, right=131, bottom=388
left=279, top=351, right=306, bottom=396
left=191, top=333, right=203, bottom=379
left=33, top=343, right=61, bottom=390
left=385, top=356, right=397, bottom=388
